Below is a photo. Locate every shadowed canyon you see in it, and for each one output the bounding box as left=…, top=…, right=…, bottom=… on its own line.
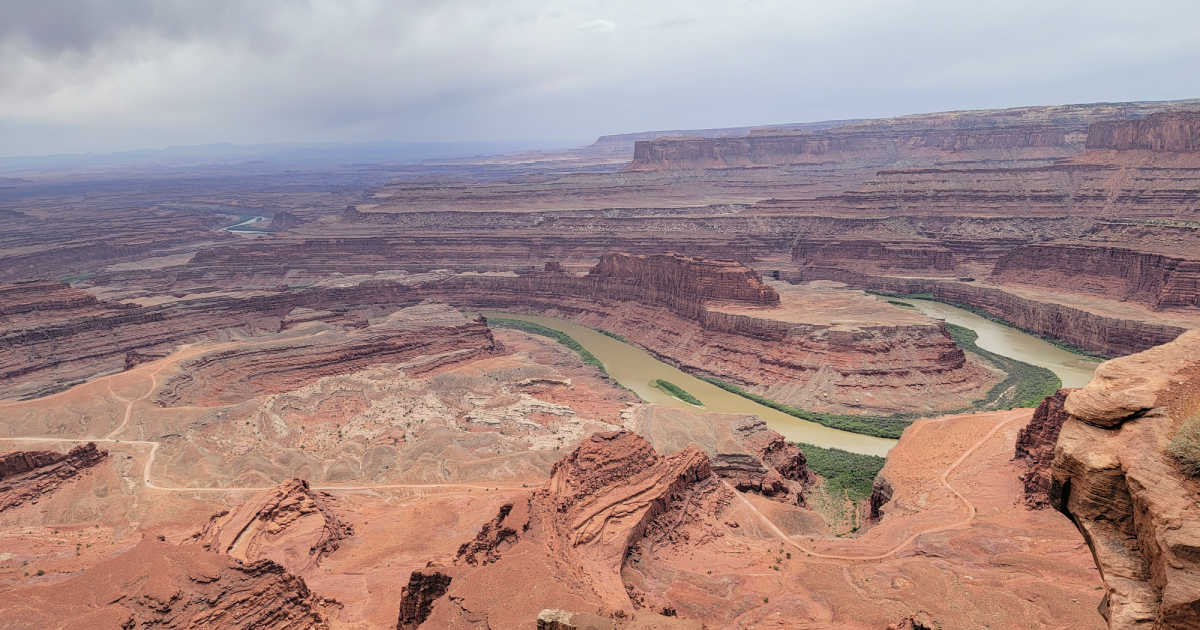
left=2, top=98, right=1200, bottom=630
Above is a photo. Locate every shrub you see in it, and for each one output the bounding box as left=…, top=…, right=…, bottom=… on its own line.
left=651, top=379, right=702, bottom=406
left=1168, top=416, right=1200, bottom=476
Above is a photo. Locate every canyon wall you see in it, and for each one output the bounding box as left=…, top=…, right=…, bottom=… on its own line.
left=1086, top=111, right=1200, bottom=152
left=629, top=125, right=1074, bottom=170
left=784, top=267, right=1187, bottom=357
left=991, top=244, right=1200, bottom=310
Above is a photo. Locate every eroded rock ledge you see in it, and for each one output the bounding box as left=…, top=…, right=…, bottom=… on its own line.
left=1050, top=330, right=1200, bottom=628
left=0, top=442, right=107, bottom=512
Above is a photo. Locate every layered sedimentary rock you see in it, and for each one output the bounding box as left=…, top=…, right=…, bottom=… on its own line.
left=195, top=478, right=352, bottom=572
left=414, top=431, right=730, bottom=628
left=785, top=267, right=1190, bottom=357
left=629, top=124, right=1075, bottom=170
left=992, top=244, right=1200, bottom=310
left=154, top=304, right=499, bottom=406
left=1051, top=330, right=1200, bottom=628
left=1086, top=111, right=1200, bottom=152
left=1014, top=389, right=1073, bottom=508
left=590, top=252, right=780, bottom=306
left=0, top=443, right=107, bottom=512
left=0, top=538, right=330, bottom=629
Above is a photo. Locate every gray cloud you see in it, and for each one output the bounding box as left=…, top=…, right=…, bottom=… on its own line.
left=2, top=0, right=1199, bottom=156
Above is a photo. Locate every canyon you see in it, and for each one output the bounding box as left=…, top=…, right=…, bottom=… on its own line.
left=1, top=97, right=1199, bottom=628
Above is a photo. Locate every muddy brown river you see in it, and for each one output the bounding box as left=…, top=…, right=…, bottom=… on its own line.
left=483, top=304, right=1101, bottom=458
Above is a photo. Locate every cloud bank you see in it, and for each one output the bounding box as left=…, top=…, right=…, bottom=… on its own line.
left=3, top=0, right=1199, bottom=155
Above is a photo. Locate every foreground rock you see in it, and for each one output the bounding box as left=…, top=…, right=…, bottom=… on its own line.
left=0, top=443, right=107, bottom=512
left=0, top=538, right=331, bottom=629
left=195, top=478, right=352, bottom=572
left=413, top=430, right=730, bottom=627
left=1051, top=329, right=1200, bottom=628
left=1014, top=389, right=1073, bottom=508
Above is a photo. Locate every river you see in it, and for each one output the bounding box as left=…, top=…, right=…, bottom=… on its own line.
left=481, top=303, right=1101, bottom=458
left=903, top=298, right=1101, bottom=388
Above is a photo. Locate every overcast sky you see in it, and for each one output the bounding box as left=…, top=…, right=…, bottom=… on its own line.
left=3, top=0, right=1199, bottom=156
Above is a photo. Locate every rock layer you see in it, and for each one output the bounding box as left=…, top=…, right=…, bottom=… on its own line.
left=1014, top=389, right=1074, bottom=508
left=0, top=443, right=107, bottom=512
left=1086, top=111, right=1200, bottom=152
left=196, top=478, right=352, bottom=572
left=1051, top=330, right=1200, bottom=628
left=0, top=538, right=330, bottom=629
left=415, top=430, right=731, bottom=628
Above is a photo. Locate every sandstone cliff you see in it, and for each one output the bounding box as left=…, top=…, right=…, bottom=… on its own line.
left=0, top=443, right=107, bottom=512
left=992, top=244, right=1200, bottom=310
left=1086, top=111, right=1200, bottom=152
left=1051, top=330, right=1200, bottom=628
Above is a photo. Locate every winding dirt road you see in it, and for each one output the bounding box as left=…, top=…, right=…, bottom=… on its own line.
left=728, top=412, right=1023, bottom=562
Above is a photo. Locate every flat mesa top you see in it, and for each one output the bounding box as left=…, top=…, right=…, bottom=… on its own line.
left=706, top=280, right=931, bottom=327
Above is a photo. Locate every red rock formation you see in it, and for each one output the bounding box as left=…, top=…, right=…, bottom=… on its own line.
left=195, top=478, right=352, bottom=572
left=992, top=244, right=1200, bottom=310
left=0, top=443, right=107, bottom=512
left=1086, top=112, right=1200, bottom=152
left=396, top=570, right=453, bottom=630
left=413, top=431, right=730, bottom=628
left=588, top=251, right=780, bottom=310
left=0, top=538, right=330, bottom=629
left=1051, top=330, right=1200, bottom=628
left=886, top=613, right=941, bottom=630
left=456, top=501, right=525, bottom=566
left=794, top=239, right=958, bottom=274
left=1013, top=389, right=1074, bottom=509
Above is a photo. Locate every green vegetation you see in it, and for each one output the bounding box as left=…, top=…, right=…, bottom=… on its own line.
left=794, top=442, right=885, bottom=502
left=57, top=271, right=94, bottom=285
left=1168, top=415, right=1200, bottom=476
left=699, top=376, right=915, bottom=438
left=945, top=323, right=1062, bottom=409
left=596, top=329, right=629, bottom=343
left=486, top=317, right=607, bottom=374
left=651, top=379, right=702, bottom=406
left=886, top=299, right=915, bottom=308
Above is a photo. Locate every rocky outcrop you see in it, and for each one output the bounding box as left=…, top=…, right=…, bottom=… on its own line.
left=0, top=538, right=330, bottom=629
left=396, top=570, right=452, bottom=630
left=869, top=476, right=894, bottom=521
left=195, top=478, right=352, bottom=572
left=412, top=431, right=731, bottom=628
left=793, top=240, right=958, bottom=274
left=1086, top=112, right=1200, bottom=152
left=589, top=252, right=780, bottom=307
left=886, top=613, right=941, bottom=630
left=0, top=443, right=107, bottom=512
left=992, top=244, right=1200, bottom=310
left=456, top=501, right=525, bottom=566
left=1051, top=330, right=1200, bottom=628
left=1014, top=389, right=1074, bottom=509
